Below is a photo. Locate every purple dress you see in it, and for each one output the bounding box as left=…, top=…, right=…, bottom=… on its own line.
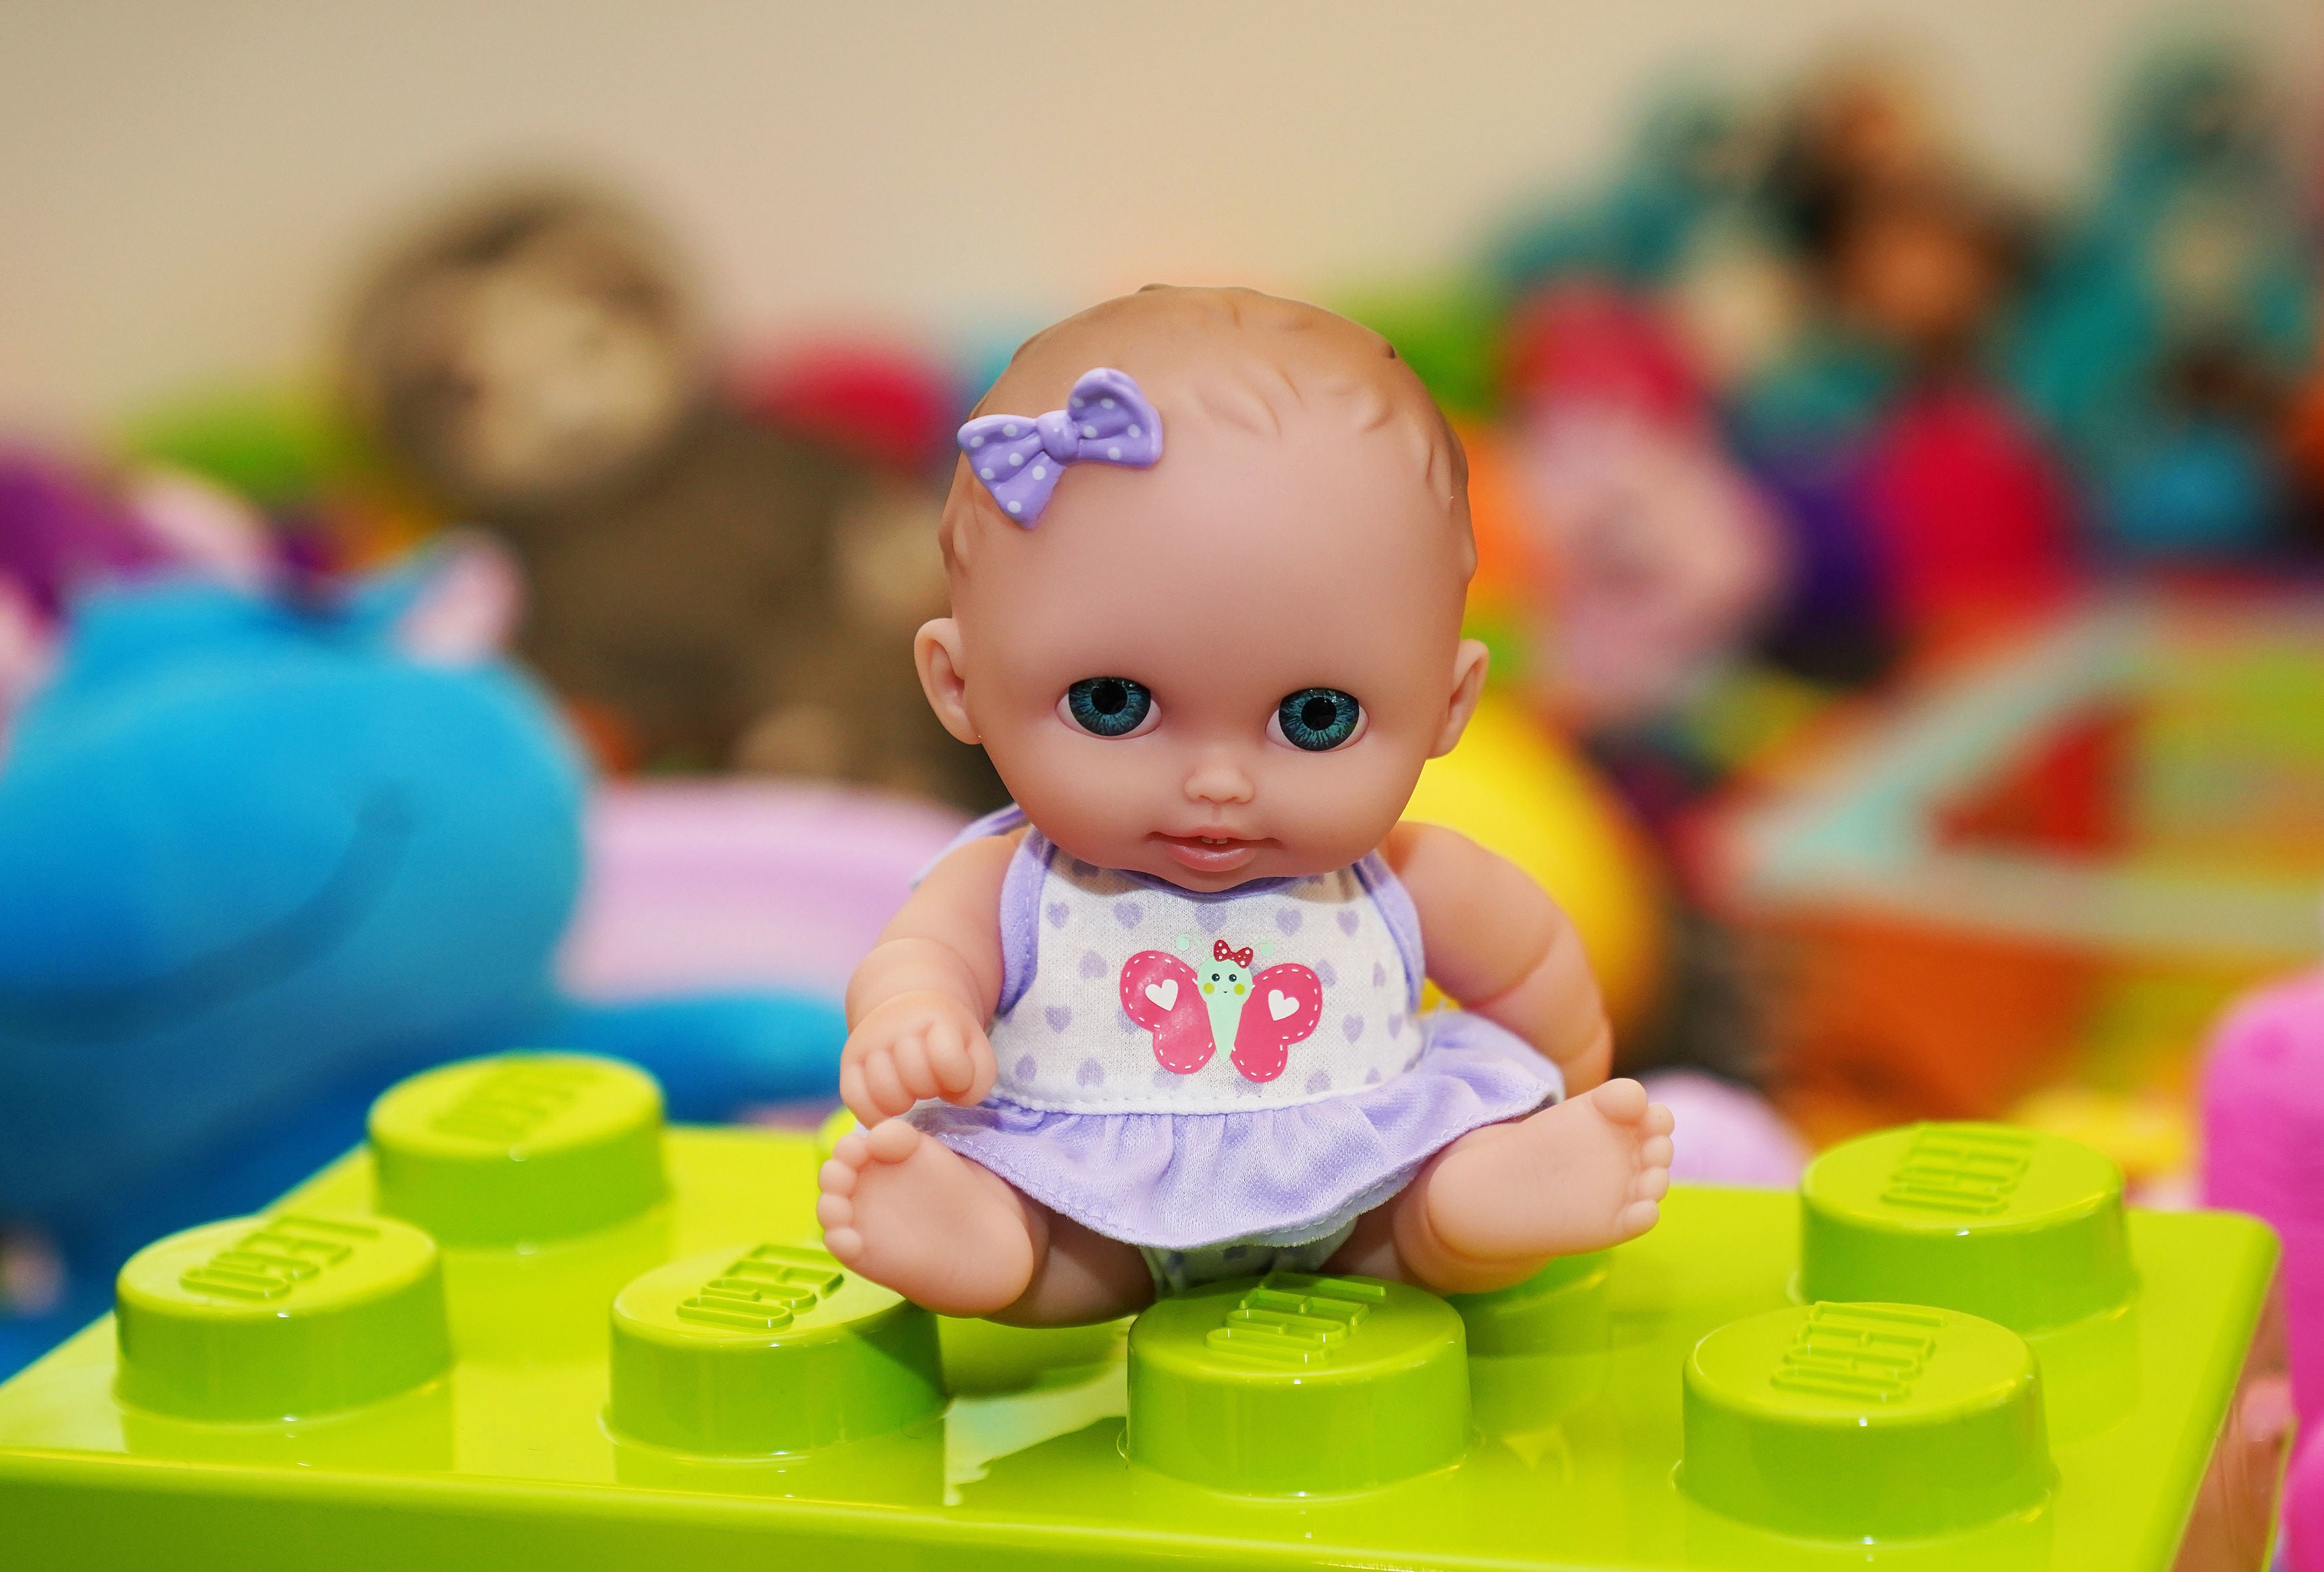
left=908, top=809, right=1564, bottom=1289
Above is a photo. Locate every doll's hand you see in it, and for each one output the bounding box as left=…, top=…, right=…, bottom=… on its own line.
left=839, top=991, right=995, bottom=1123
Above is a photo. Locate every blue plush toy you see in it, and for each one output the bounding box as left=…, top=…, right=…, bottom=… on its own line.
left=0, top=521, right=845, bottom=1375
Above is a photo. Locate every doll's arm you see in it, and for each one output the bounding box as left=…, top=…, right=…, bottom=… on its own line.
left=1382, top=821, right=1613, bottom=1093
left=839, top=830, right=1020, bottom=1122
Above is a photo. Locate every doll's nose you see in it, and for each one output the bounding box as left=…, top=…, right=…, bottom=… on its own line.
left=1183, top=752, right=1255, bottom=806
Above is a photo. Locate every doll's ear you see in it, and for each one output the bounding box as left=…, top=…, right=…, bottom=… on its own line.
left=1430, top=639, right=1492, bottom=758
left=122, top=468, right=275, bottom=591
left=393, top=532, right=523, bottom=665
left=914, top=617, right=979, bottom=744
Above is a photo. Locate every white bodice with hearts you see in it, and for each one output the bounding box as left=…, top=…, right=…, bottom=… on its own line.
left=983, top=832, right=1427, bottom=1115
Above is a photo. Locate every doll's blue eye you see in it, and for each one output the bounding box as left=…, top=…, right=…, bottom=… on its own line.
left=1065, top=676, right=1152, bottom=738
left=1277, top=688, right=1362, bottom=751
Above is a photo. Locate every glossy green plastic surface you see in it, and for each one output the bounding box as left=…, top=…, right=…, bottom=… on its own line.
left=1682, top=1302, right=2050, bottom=1540
left=608, top=1241, right=943, bottom=1455
left=1801, top=1123, right=2136, bottom=1334
left=369, top=1053, right=668, bottom=1247
left=1127, top=1272, right=1469, bottom=1493
left=0, top=1056, right=2276, bottom=1571
left=114, top=1211, right=450, bottom=1423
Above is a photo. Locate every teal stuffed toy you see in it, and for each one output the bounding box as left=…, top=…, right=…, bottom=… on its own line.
left=2010, top=44, right=2316, bottom=556
left=0, top=502, right=845, bottom=1374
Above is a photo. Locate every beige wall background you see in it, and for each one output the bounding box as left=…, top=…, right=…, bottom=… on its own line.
left=1, top=0, right=2317, bottom=433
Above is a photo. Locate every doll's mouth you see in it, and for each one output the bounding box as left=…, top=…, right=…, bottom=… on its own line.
left=1153, top=832, right=1267, bottom=875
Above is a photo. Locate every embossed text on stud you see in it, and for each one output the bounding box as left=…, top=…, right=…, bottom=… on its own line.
left=1770, top=1302, right=1944, bottom=1403
left=1881, top=1125, right=2037, bottom=1216
left=178, top=1215, right=382, bottom=1302
left=430, top=1060, right=603, bottom=1144
left=1205, top=1273, right=1388, bottom=1365
left=674, top=1244, right=847, bottom=1330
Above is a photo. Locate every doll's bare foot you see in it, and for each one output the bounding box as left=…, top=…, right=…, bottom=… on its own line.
left=1388, top=1079, right=1673, bottom=1295
left=817, top=1119, right=1038, bottom=1316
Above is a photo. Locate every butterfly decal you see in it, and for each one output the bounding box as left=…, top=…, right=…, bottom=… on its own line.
left=1120, top=939, right=1323, bottom=1083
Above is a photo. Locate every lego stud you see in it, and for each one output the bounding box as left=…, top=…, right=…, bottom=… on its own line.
left=369, top=1053, right=669, bottom=1248
left=1449, top=1249, right=1613, bottom=1435
left=1799, top=1123, right=2133, bottom=1334
left=936, top=1314, right=1125, bottom=1397
left=607, top=1242, right=943, bottom=1456
left=1449, top=1247, right=1611, bottom=1358
left=1681, top=1301, right=2052, bottom=1540
left=114, top=1211, right=452, bottom=1423
left=1125, top=1271, right=1469, bottom=1494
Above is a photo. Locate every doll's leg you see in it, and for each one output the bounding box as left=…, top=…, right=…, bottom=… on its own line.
left=1329, top=1079, right=1674, bottom=1296
left=818, top=1119, right=1151, bottom=1322
left=998, top=1205, right=1155, bottom=1327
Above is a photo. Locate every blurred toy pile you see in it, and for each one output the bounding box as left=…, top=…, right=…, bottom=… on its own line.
left=3, top=37, right=2323, bottom=1406
left=1382, top=43, right=2318, bottom=746
left=1340, top=41, right=2324, bottom=1175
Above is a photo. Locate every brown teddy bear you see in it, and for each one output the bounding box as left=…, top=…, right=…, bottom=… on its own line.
left=343, top=183, right=1002, bottom=809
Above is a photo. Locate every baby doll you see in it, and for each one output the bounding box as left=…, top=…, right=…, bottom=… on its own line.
left=817, top=287, right=1673, bottom=1322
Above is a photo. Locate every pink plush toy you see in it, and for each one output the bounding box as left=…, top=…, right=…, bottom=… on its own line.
left=2201, top=970, right=2324, bottom=1447
left=1500, top=285, right=1789, bottom=727
left=2290, top=1420, right=2324, bottom=1570
left=2202, top=964, right=2324, bottom=1566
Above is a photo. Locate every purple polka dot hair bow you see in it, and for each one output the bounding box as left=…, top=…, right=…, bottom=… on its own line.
left=955, top=367, right=1163, bottom=526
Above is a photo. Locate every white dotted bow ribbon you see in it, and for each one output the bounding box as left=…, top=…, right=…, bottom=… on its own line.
left=955, top=367, right=1163, bottom=525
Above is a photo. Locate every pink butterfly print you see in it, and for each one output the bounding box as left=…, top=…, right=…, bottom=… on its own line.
left=1118, top=949, right=1324, bottom=1083
left=1119, top=950, right=1214, bottom=1073
left=1232, top=963, right=1322, bottom=1083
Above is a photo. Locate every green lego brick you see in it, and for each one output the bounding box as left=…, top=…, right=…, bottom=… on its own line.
left=368, top=1054, right=670, bottom=1248
left=0, top=1057, right=2276, bottom=1571
left=1127, top=1273, right=1470, bottom=1493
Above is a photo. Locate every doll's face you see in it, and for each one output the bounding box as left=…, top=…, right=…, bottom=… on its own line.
left=926, top=404, right=1484, bottom=891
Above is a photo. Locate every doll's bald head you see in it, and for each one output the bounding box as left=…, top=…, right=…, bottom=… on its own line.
left=940, top=287, right=1471, bottom=579
left=916, top=287, right=1491, bottom=890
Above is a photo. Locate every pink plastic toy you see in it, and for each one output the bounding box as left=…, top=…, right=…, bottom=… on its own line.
left=2200, top=969, right=2324, bottom=1456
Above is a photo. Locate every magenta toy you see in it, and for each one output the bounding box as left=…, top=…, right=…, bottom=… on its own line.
left=2292, top=1427, right=2324, bottom=1570
left=2201, top=970, right=2324, bottom=1470
left=1859, top=383, right=2081, bottom=646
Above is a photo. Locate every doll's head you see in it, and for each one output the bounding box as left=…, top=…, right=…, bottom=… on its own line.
left=916, top=287, right=1487, bottom=891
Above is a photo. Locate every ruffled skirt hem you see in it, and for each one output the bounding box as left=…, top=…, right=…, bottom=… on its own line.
left=908, top=1010, right=1562, bottom=1251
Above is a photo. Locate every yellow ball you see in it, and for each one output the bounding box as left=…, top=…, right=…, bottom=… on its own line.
left=1403, top=694, right=1666, bottom=1033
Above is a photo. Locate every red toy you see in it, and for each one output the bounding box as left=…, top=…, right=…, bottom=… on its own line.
left=1859, top=384, right=2082, bottom=651
left=740, top=343, right=960, bottom=475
